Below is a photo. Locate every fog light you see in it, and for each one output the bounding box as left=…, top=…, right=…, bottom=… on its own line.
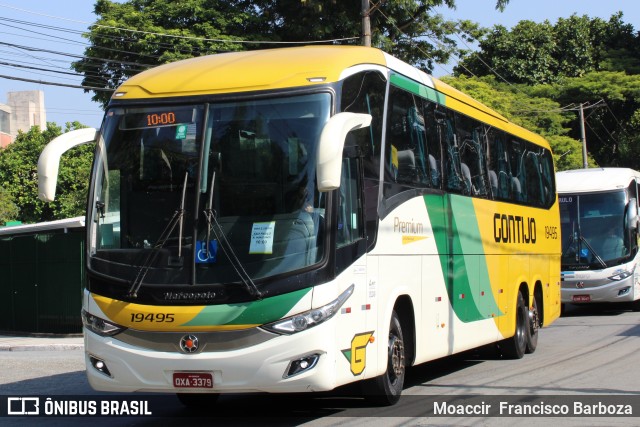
left=89, top=355, right=112, bottom=377
left=618, top=287, right=631, bottom=296
left=284, top=354, right=320, bottom=378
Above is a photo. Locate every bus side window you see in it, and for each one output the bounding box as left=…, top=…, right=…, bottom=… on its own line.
left=385, top=86, right=439, bottom=189
left=488, top=130, right=512, bottom=201
left=456, top=113, right=489, bottom=198
left=538, top=149, right=555, bottom=207
left=423, top=100, right=442, bottom=189
left=337, top=157, right=364, bottom=248
left=524, top=149, right=544, bottom=207
left=341, top=71, right=385, bottom=181
left=509, top=139, right=526, bottom=203
left=439, top=110, right=464, bottom=195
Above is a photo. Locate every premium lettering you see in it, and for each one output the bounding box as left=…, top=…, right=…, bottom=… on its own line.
left=394, top=217, right=424, bottom=234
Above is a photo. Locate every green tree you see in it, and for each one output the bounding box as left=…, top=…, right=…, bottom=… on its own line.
left=530, top=71, right=640, bottom=168
left=74, top=0, right=510, bottom=107
left=457, top=21, right=558, bottom=85
left=0, top=186, right=18, bottom=225
left=456, top=13, right=640, bottom=84
left=0, top=122, right=94, bottom=223
left=255, top=0, right=483, bottom=77
left=453, top=13, right=640, bottom=169
left=73, top=0, right=255, bottom=107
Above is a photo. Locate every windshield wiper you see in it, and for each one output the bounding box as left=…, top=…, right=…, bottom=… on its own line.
left=128, top=172, right=189, bottom=298
left=579, top=235, right=607, bottom=269
left=203, top=170, right=263, bottom=300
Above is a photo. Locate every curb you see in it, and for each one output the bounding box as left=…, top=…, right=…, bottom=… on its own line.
left=0, top=343, right=84, bottom=352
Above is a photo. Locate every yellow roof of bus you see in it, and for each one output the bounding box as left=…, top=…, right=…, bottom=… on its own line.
left=113, top=45, right=548, bottom=149
left=114, top=46, right=387, bottom=99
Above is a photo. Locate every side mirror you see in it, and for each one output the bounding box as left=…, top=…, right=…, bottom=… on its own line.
left=316, top=112, right=372, bottom=192
left=38, top=128, right=97, bottom=202
left=626, top=198, right=638, bottom=230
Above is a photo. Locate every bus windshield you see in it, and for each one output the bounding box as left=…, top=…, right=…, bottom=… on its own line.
left=88, top=93, right=330, bottom=289
left=560, top=190, right=629, bottom=268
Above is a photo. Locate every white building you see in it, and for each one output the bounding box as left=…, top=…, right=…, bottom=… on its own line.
left=0, top=90, right=47, bottom=149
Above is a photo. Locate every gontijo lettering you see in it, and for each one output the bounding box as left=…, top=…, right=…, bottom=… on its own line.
left=493, top=213, right=537, bottom=244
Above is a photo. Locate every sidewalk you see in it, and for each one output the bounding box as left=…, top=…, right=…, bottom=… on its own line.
left=0, top=335, right=84, bottom=351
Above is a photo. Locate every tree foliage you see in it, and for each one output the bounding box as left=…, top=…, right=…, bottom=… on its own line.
left=448, top=13, right=640, bottom=170
left=73, top=0, right=256, bottom=106
left=0, top=122, right=94, bottom=223
left=74, top=0, right=516, bottom=107
left=456, top=13, right=640, bottom=84
left=0, top=186, right=18, bottom=225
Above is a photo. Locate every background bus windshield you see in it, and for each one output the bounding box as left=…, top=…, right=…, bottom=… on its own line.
left=560, top=191, right=628, bottom=267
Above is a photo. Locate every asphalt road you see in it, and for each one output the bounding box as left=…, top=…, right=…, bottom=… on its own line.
left=1, top=303, right=638, bottom=426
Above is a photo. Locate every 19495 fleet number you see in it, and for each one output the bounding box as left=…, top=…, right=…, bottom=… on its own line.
left=130, top=313, right=175, bottom=323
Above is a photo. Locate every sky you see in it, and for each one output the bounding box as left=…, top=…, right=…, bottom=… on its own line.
left=0, top=0, right=639, bottom=130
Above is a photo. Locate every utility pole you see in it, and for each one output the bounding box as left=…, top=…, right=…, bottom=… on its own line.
left=579, top=103, right=588, bottom=169
left=362, top=0, right=371, bottom=47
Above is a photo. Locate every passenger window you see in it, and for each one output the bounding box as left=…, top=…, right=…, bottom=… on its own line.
left=435, top=108, right=465, bottom=195
left=456, top=114, right=489, bottom=197
left=337, top=157, right=364, bottom=248
left=341, top=71, right=386, bottom=180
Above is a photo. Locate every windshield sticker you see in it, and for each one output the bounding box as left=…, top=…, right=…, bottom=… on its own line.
left=249, top=221, right=275, bottom=254
left=196, top=240, right=217, bottom=263
left=175, top=124, right=188, bottom=139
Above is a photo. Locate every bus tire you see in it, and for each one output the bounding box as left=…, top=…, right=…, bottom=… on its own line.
left=525, top=292, right=539, bottom=354
left=362, top=310, right=405, bottom=406
left=176, top=393, right=220, bottom=408
left=501, top=291, right=527, bottom=359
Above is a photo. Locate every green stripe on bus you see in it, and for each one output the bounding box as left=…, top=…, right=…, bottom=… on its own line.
left=449, top=196, right=502, bottom=321
left=424, top=194, right=502, bottom=322
left=182, top=288, right=311, bottom=327
left=390, top=74, right=445, bottom=105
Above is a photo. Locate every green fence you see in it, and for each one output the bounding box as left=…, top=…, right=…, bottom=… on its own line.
left=0, top=217, right=85, bottom=334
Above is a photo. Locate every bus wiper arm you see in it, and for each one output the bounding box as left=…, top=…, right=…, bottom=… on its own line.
left=579, top=235, right=607, bottom=269
left=177, top=172, right=188, bottom=258
left=128, top=172, right=189, bottom=298
left=203, top=170, right=262, bottom=300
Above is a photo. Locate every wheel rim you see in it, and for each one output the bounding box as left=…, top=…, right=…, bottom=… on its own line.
left=528, top=299, right=539, bottom=335
left=388, top=334, right=405, bottom=383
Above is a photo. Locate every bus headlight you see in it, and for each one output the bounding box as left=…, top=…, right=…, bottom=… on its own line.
left=608, top=270, right=633, bottom=281
left=262, top=284, right=354, bottom=335
left=82, top=309, right=126, bottom=336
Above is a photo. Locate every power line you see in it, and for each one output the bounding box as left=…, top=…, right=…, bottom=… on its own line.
left=0, top=73, right=114, bottom=91
left=0, top=3, right=360, bottom=46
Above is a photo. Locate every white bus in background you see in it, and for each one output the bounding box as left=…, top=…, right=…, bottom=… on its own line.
left=558, top=168, right=640, bottom=309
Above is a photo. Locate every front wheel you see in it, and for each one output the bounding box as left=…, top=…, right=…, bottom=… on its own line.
left=362, top=310, right=406, bottom=406
left=500, top=291, right=527, bottom=359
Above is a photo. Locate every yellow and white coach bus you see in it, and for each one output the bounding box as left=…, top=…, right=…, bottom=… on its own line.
left=38, top=46, right=561, bottom=406
left=558, top=168, right=640, bottom=308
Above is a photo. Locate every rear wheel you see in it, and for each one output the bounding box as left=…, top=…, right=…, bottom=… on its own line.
left=525, top=292, right=540, bottom=354
left=362, top=310, right=405, bottom=406
left=176, top=393, right=220, bottom=409
left=501, top=291, right=527, bottom=359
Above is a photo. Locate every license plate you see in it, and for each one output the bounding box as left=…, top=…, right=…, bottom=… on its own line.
left=572, top=295, right=591, bottom=303
left=173, top=372, right=213, bottom=388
